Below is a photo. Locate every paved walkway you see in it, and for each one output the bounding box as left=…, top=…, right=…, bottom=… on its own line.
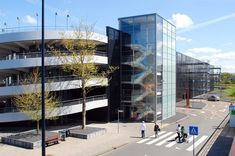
left=0, top=110, right=188, bottom=156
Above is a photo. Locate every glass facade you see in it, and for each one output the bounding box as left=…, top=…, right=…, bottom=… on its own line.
left=176, top=52, right=213, bottom=101
left=161, top=19, right=176, bottom=119
left=118, top=14, right=176, bottom=121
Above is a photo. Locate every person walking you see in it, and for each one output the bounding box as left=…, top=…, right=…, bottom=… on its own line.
left=181, top=126, right=185, bottom=142
left=154, top=123, right=160, bottom=138
left=175, top=124, right=181, bottom=143
left=141, top=121, right=146, bottom=138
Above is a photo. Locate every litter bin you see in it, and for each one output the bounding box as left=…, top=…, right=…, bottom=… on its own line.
left=59, top=130, right=66, bottom=141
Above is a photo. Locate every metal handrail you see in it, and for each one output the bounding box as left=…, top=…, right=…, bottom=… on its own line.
left=0, top=94, right=107, bottom=113
left=0, top=50, right=107, bottom=61
left=0, top=26, right=106, bottom=35
left=1, top=74, right=106, bottom=87
left=2, top=75, right=81, bottom=87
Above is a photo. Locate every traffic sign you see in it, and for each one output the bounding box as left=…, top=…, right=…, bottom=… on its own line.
left=189, top=126, right=198, bottom=135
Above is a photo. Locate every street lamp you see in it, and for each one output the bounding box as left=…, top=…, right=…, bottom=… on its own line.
left=36, top=13, right=38, bottom=31
left=17, top=17, right=20, bottom=31
left=41, top=0, right=46, bottom=156
left=192, top=79, right=195, bottom=99
left=4, top=22, right=7, bottom=31
left=55, top=12, right=57, bottom=29
left=117, top=109, right=124, bottom=133
left=66, top=14, right=69, bottom=30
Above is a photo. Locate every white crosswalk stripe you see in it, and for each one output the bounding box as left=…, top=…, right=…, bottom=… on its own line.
left=187, top=135, right=199, bottom=143
left=165, top=135, right=198, bottom=148
left=165, top=139, right=177, bottom=148
left=146, top=132, right=174, bottom=145
left=156, top=134, right=177, bottom=146
left=137, top=138, right=150, bottom=144
left=137, top=131, right=166, bottom=144
left=150, top=131, right=166, bottom=138
left=186, top=135, right=208, bottom=151
left=136, top=131, right=208, bottom=152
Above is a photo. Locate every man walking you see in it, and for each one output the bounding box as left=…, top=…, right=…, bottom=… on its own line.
left=175, top=124, right=181, bottom=142
left=141, top=121, right=146, bottom=138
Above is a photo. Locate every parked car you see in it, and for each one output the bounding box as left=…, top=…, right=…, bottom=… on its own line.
left=207, top=95, right=220, bottom=101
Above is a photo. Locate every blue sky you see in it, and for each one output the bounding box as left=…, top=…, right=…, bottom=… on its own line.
left=0, top=0, right=235, bottom=73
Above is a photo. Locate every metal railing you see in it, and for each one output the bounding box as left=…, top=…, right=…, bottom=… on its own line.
left=1, top=74, right=106, bottom=87
left=0, top=50, right=107, bottom=61
left=0, top=94, right=107, bottom=113
left=0, top=26, right=106, bottom=35
left=1, top=75, right=81, bottom=87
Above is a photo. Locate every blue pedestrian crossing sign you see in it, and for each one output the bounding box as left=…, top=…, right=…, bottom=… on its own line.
left=189, top=126, right=198, bottom=135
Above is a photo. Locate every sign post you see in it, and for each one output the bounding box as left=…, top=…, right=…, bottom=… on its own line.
left=118, top=110, right=124, bottom=133
left=189, top=126, right=199, bottom=156
left=229, top=105, right=235, bottom=127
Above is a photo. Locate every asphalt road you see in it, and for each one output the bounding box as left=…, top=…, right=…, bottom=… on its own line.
left=103, top=100, right=229, bottom=156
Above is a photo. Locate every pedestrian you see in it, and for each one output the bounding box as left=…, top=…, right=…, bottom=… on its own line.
left=175, top=124, right=181, bottom=142
left=181, top=126, right=185, bottom=142
left=141, top=121, right=146, bottom=138
left=154, top=123, right=160, bottom=138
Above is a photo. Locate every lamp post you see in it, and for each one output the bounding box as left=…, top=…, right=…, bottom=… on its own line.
left=66, top=14, right=69, bottom=30
left=117, top=109, right=124, bottom=133
left=17, top=17, right=20, bottom=31
left=41, top=0, right=46, bottom=156
left=192, top=79, right=195, bottom=99
left=4, top=22, right=7, bottom=32
left=36, top=13, right=38, bottom=31
left=55, top=12, right=57, bottom=29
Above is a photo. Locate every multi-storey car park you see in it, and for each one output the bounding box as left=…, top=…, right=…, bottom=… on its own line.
left=0, top=13, right=221, bottom=125
left=0, top=27, right=109, bottom=124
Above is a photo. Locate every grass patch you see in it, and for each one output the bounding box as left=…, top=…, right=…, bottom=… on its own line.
left=221, top=85, right=235, bottom=102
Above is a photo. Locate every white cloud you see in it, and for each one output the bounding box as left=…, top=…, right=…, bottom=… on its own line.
left=23, top=15, right=37, bottom=25
left=178, top=12, right=235, bottom=33
left=187, top=47, right=222, bottom=53
left=170, top=13, right=194, bottom=29
left=222, top=64, right=235, bottom=73
left=183, top=52, right=195, bottom=58
left=176, top=36, right=193, bottom=42
left=214, top=51, right=235, bottom=60
left=184, top=48, right=235, bottom=73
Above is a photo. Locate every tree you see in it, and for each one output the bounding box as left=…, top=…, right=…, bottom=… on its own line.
left=221, top=72, right=233, bottom=84
left=13, top=69, right=58, bottom=135
left=53, top=21, right=117, bottom=129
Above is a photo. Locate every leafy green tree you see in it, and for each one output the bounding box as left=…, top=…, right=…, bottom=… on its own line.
left=54, top=21, right=117, bottom=129
left=221, top=72, right=233, bottom=84
left=13, top=69, right=58, bottom=134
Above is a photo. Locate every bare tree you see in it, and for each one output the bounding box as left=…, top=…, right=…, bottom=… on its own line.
left=13, top=69, right=58, bottom=134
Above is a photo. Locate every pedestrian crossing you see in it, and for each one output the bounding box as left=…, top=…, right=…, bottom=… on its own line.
left=136, top=131, right=208, bottom=152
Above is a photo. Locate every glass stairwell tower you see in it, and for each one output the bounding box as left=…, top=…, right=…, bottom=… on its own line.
left=118, top=13, right=176, bottom=121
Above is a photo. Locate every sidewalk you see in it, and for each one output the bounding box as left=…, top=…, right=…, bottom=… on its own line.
left=206, top=122, right=235, bottom=156
left=0, top=112, right=187, bottom=156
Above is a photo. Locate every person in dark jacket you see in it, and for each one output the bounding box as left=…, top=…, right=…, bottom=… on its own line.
left=154, top=123, right=160, bottom=138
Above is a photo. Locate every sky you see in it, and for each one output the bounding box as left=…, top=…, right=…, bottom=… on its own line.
left=0, top=0, right=235, bottom=73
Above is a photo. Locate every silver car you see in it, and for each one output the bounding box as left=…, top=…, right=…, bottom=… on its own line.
left=207, top=95, right=220, bottom=101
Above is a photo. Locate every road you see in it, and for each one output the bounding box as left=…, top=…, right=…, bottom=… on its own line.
left=103, top=100, right=229, bottom=156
